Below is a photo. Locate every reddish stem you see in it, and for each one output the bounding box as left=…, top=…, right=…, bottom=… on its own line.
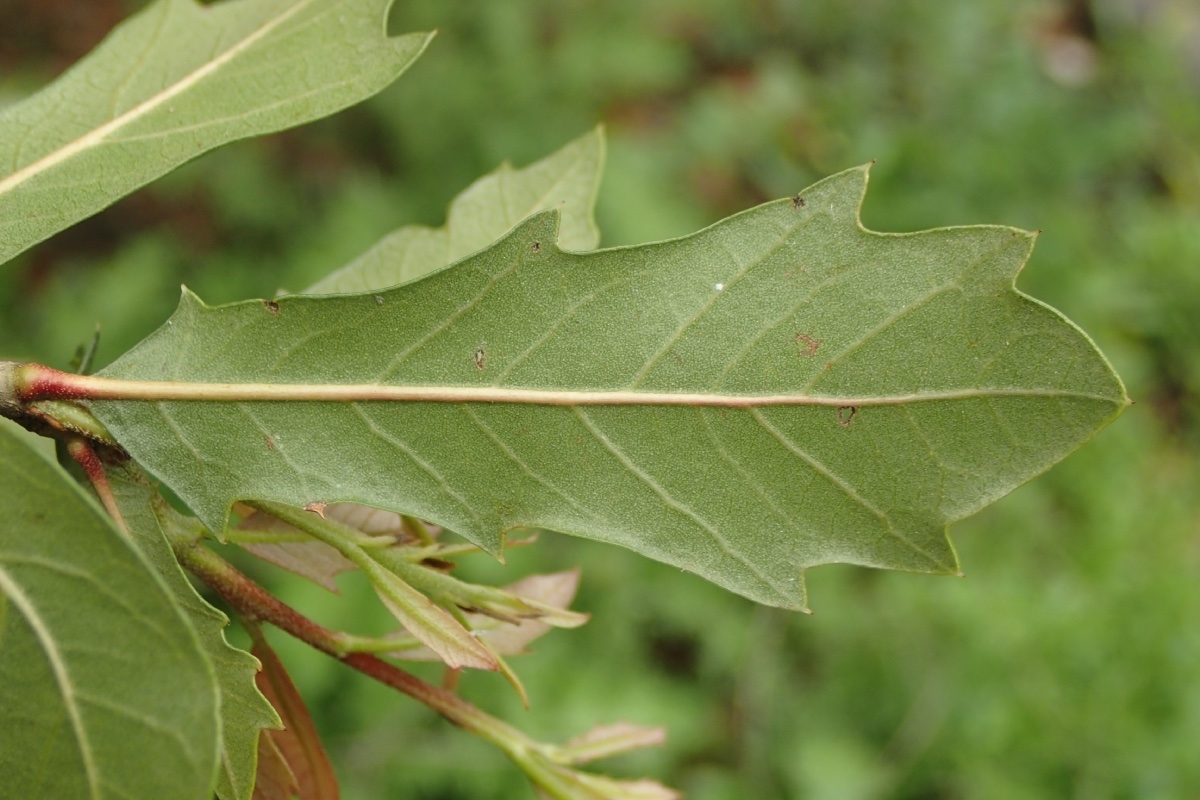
left=173, top=540, right=527, bottom=750
left=67, top=437, right=129, bottom=533
left=8, top=362, right=84, bottom=402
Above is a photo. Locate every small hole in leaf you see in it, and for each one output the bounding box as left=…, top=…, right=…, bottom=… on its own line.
left=837, top=406, right=858, bottom=427
left=473, top=347, right=487, bottom=371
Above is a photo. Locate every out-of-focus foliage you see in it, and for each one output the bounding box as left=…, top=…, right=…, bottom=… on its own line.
left=1, top=1, right=1196, bottom=798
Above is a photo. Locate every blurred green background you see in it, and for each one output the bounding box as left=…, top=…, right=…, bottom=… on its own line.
left=2, top=1, right=1199, bottom=798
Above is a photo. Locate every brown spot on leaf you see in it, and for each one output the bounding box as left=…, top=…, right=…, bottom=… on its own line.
left=837, top=406, right=858, bottom=427
left=793, top=333, right=822, bottom=357
left=791, top=195, right=807, bottom=209
left=263, top=299, right=280, bottom=316
left=264, top=436, right=275, bottom=451
left=531, top=241, right=542, bottom=253
left=473, top=346, right=487, bottom=371
left=303, top=501, right=328, bottom=518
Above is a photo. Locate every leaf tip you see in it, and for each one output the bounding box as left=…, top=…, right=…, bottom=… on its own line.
left=178, top=284, right=208, bottom=309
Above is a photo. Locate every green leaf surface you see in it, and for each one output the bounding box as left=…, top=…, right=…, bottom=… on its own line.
left=0, top=0, right=432, bottom=266
left=0, top=426, right=220, bottom=799
left=306, top=126, right=605, bottom=294
left=90, top=167, right=1127, bottom=609
left=106, top=468, right=282, bottom=800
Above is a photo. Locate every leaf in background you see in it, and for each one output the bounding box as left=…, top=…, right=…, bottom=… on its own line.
left=307, top=126, right=605, bottom=294
left=237, top=506, right=366, bottom=593
left=106, top=467, right=282, bottom=800
left=89, top=167, right=1128, bottom=609
left=531, top=769, right=680, bottom=800
left=240, top=539, right=357, bottom=594
left=251, top=633, right=339, bottom=800
left=554, top=723, right=668, bottom=766
left=251, top=734, right=299, bottom=800
left=0, top=0, right=432, bottom=265
left=0, top=426, right=220, bottom=800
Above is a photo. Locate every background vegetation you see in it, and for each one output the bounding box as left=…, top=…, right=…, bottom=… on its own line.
left=2, top=1, right=1197, bottom=797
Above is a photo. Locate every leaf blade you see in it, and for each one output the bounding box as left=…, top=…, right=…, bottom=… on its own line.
left=90, top=167, right=1128, bottom=608
left=0, top=425, right=221, bottom=800
left=0, top=0, right=432, bottom=265
left=104, top=468, right=283, bottom=800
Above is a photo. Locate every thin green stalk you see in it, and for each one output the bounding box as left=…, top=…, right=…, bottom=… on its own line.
left=246, top=498, right=497, bottom=669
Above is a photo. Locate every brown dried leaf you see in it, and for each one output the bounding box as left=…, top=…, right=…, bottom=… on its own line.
left=251, top=733, right=299, bottom=800
left=252, top=637, right=339, bottom=800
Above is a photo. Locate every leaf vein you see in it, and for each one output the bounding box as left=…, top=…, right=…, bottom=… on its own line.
left=750, top=409, right=949, bottom=568
left=0, top=565, right=99, bottom=797
left=236, top=403, right=316, bottom=498
left=462, top=406, right=600, bottom=522
left=377, top=249, right=525, bottom=382
left=631, top=215, right=803, bottom=387
left=108, top=1, right=168, bottom=119
left=697, top=408, right=812, bottom=556
left=494, top=269, right=633, bottom=383
left=0, top=553, right=180, bottom=650
left=0, top=0, right=320, bottom=196
left=349, top=403, right=483, bottom=527
left=573, top=408, right=784, bottom=599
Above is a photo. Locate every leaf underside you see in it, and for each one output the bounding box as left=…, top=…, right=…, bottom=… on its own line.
left=0, top=426, right=220, bottom=800
left=91, top=167, right=1127, bottom=609
left=107, top=468, right=281, bottom=800
left=0, top=0, right=431, bottom=265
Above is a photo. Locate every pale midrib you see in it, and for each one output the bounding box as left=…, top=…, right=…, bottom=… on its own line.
left=0, top=0, right=314, bottom=196
left=0, top=566, right=99, bottom=797
left=73, top=376, right=1117, bottom=407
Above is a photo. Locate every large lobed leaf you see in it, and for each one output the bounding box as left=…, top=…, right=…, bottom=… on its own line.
left=90, top=167, right=1127, bottom=609
left=0, top=425, right=220, bottom=799
left=0, top=0, right=431, bottom=265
